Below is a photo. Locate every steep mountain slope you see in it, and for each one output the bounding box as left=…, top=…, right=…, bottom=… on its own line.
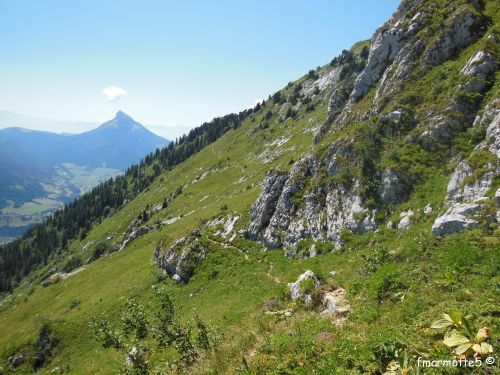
left=0, top=112, right=168, bottom=243
left=0, top=0, right=498, bottom=374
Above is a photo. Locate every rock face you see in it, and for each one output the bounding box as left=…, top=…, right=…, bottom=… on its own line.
left=349, top=0, right=424, bottom=103
left=432, top=100, right=499, bottom=236
left=301, top=68, right=340, bottom=98
left=248, top=170, right=289, bottom=242
left=432, top=212, right=479, bottom=236
left=379, top=169, right=410, bottom=205
left=119, top=225, right=151, bottom=251
left=344, top=0, right=487, bottom=109
left=207, top=214, right=240, bottom=241
left=248, top=153, right=377, bottom=252
left=423, top=6, right=486, bottom=68
left=459, top=50, right=497, bottom=92
left=154, top=230, right=206, bottom=283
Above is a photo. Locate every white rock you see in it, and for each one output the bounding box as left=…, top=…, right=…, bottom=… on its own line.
left=424, top=204, right=433, bottom=214
left=379, top=169, right=409, bottom=204
left=287, top=270, right=319, bottom=302
left=432, top=214, right=479, bottom=236
left=432, top=100, right=499, bottom=237
left=397, top=209, right=414, bottom=230
left=460, top=51, right=497, bottom=79
left=388, top=110, right=402, bottom=123
left=349, top=0, right=422, bottom=102
left=125, top=347, right=138, bottom=368
left=309, top=244, right=317, bottom=258
left=398, top=216, right=411, bottom=230
left=320, top=288, right=350, bottom=317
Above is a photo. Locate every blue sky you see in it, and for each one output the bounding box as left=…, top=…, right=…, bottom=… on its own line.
left=0, top=0, right=399, bottom=137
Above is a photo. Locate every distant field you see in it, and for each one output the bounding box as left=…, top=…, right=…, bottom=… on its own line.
left=0, top=163, right=122, bottom=243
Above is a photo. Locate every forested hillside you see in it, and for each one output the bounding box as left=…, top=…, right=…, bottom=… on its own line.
left=0, top=109, right=253, bottom=292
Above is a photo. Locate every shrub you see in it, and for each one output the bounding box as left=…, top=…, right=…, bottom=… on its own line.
left=362, top=246, right=391, bottom=273
left=272, top=91, right=283, bottom=104
left=91, top=241, right=109, bottom=261
left=285, top=107, right=298, bottom=119
left=92, top=287, right=217, bottom=373
left=300, top=277, right=316, bottom=295
left=61, top=255, right=83, bottom=273
left=306, top=69, right=318, bottom=80
left=30, top=323, right=59, bottom=370
left=368, top=264, right=407, bottom=303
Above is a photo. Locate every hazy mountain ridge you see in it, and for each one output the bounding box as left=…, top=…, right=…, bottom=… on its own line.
left=0, top=110, right=99, bottom=135
left=0, top=112, right=168, bottom=243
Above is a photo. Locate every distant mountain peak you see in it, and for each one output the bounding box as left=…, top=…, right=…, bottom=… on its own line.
left=100, top=111, right=141, bottom=131
left=115, top=110, right=133, bottom=121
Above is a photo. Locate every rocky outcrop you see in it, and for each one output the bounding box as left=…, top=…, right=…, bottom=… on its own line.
left=419, top=115, right=467, bottom=149
left=459, top=50, right=497, bottom=93
left=301, top=68, right=340, bottom=97
left=344, top=0, right=487, bottom=109
left=378, top=169, right=410, bottom=205
left=288, top=270, right=319, bottom=304
left=397, top=209, right=414, bottom=230
left=248, top=170, right=289, bottom=241
left=423, top=7, right=486, bottom=68
left=119, top=225, right=151, bottom=251
left=432, top=210, right=480, bottom=236
left=432, top=100, right=499, bottom=236
left=154, top=230, right=206, bottom=283
left=320, top=288, right=350, bottom=318
left=349, top=0, right=424, bottom=103
left=287, top=270, right=350, bottom=321
left=480, top=101, right=500, bottom=158
left=207, top=214, right=240, bottom=241
left=249, top=156, right=318, bottom=249
left=41, top=267, right=85, bottom=287
left=248, top=150, right=379, bottom=252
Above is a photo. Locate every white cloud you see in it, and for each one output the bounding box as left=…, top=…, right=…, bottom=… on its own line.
left=102, top=86, right=127, bottom=101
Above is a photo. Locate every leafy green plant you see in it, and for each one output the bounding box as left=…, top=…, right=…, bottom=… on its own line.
left=368, top=264, right=407, bottom=303
left=431, top=311, right=494, bottom=358
left=373, top=340, right=407, bottom=372
left=363, top=246, right=392, bottom=273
